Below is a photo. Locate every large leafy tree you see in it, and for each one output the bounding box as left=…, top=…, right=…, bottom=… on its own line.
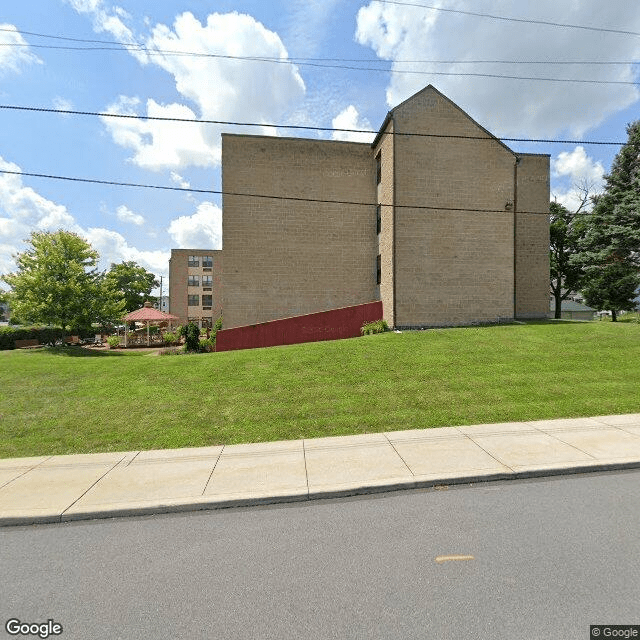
left=104, top=261, right=159, bottom=313
left=550, top=199, right=588, bottom=319
left=1, top=230, right=125, bottom=331
left=573, top=121, right=640, bottom=321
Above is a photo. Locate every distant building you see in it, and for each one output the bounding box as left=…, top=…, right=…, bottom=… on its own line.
left=171, top=85, right=550, bottom=333
left=168, top=250, right=223, bottom=328
left=549, top=299, right=595, bottom=321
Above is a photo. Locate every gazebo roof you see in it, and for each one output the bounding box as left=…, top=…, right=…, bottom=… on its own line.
left=124, top=301, right=179, bottom=322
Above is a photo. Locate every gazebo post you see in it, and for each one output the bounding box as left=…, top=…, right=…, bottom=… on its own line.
left=124, top=323, right=128, bottom=348
left=147, top=321, right=150, bottom=347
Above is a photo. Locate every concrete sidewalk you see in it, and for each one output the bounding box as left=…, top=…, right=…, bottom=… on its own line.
left=1, top=414, right=640, bottom=527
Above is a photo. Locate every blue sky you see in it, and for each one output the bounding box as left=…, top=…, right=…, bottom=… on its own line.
left=1, top=0, right=639, bottom=294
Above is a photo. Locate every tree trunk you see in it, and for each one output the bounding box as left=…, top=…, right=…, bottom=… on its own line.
left=554, top=290, right=562, bottom=319
left=611, top=309, right=617, bottom=322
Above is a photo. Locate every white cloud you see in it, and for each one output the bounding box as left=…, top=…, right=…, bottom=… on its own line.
left=331, top=106, right=375, bottom=143
left=71, top=6, right=306, bottom=170
left=116, top=204, right=144, bottom=226
left=0, top=24, right=42, bottom=73
left=552, top=146, right=605, bottom=186
left=170, top=172, right=190, bottom=189
left=64, top=1, right=141, bottom=57
left=84, top=227, right=168, bottom=275
left=102, top=96, right=216, bottom=170
left=551, top=146, right=606, bottom=211
left=52, top=96, right=74, bottom=112
left=0, top=155, right=168, bottom=280
left=167, top=202, right=222, bottom=249
left=355, top=1, right=640, bottom=138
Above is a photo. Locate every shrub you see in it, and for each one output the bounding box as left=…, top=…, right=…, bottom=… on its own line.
left=213, top=316, right=223, bottom=333
left=0, top=325, right=66, bottom=350
left=163, top=331, right=178, bottom=346
left=106, top=335, right=121, bottom=348
left=199, top=337, right=216, bottom=353
left=361, top=319, right=389, bottom=335
left=183, top=322, right=201, bottom=352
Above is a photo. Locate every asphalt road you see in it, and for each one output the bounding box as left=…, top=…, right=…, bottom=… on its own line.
left=2, top=470, right=639, bottom=640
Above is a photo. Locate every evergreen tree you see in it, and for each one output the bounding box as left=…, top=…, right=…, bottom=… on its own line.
left=573, top=121, right=640, bottom=321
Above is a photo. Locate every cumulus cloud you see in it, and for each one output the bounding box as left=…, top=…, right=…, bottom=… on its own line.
left=0, top=24, right=42, bottom=73
left=0, top=155, right=168, bottom=279
left=331, top=106, right=375, bottom=143
left=167, top=202, right=222, bottom=249
left=102, top=96, right=216, bottom=170
left=355, top=0, right=640, bottom=138
left=84, top=227, right=168, bottom=274
left=115, top=204, right=144, bottom=226
left=551, top=146, right=605, bottom=211
left=73, top=6, right=306, bottom=170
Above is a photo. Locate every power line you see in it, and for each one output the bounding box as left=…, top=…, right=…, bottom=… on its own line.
left=0, top=104, right=626, bottom=146
left=0, top=167, right=571, bottom=215
left=376, top=1, right=640, bottom=37
left=2, top=41, right=638, bottom=85
left=2, top=40, right=639, bottom=67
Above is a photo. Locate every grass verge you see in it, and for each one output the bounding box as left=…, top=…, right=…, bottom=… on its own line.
left=1, top=320, right=639, bottom=457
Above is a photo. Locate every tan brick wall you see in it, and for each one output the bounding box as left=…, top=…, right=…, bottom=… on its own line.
left=222, top=134, right=377, bottom=329
left=168, top=249, right=223, bottom=326
left=515, top=154, right=550, bottom=318
left=373, top=119, right=395, bottom=327
left=391, top=87, right=516, bottom=326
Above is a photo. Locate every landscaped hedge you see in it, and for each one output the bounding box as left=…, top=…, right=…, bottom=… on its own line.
left=0, top=326, right=66, bottom=350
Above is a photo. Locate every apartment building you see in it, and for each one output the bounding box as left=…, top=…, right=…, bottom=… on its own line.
left=220, top=85, right=550, bottom=330
left=170, top=85, right=549, bottom=332
left=168, top=249, right=223, bottom=327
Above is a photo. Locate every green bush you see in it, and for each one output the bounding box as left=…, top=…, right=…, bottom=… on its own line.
left=106, top=335, right=121, bottom=348
left=199, top=337, right=216, bottom=353
left=0, top=325, right=66, bottom=350
left=163, top=331, right=178, bottom=346
left=361, top=319, right=389, bottom=335
left=213, top=316, right=223, bottom=333
left=183, top=322, right=201, bottom=352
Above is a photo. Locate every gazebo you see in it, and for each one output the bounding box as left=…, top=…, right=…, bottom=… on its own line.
left=122, top=301, right=179, bottom=347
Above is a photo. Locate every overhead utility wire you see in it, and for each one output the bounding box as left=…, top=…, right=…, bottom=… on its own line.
left=376, top=1, right=640, bottom=37
left=0, top=104, right=626, bottom=146
left=0, top=168, right=587, bottom=216
left=1, top=41, right=638, bottom=67
left=1, top=42, right=637, bottom=84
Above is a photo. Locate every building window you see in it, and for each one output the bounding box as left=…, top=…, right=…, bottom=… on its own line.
left=188, top=255, right=199, bottom=267
left=202, top=295, right=213, bottom=307
left=376, top=152, right=382, bottom=185
left=188, top=275, right=199, bottom=287
left=202, top=275, right=212, bottom=290
left=376, top=205, right=381, bottom=235
left=376, top=254, right=381, bottom=285
left=188, top=295, right=199, bottom=306
left=202, top=256, right=213, bottom=268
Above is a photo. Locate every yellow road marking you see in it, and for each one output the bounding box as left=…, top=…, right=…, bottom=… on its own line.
left=435, top=554, right=475, bottom=563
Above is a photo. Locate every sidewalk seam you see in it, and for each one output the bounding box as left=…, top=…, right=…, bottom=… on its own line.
left=59, top=454, right=129, bottom=521
left=458, top=431, right=516, bottom=472
left=201, top=445, right=224, bottom=496
left=383, top=433, right=415, bottom=477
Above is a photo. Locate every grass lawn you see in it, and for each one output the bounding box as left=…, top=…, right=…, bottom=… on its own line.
left=1, top=320, right=639, bottom=458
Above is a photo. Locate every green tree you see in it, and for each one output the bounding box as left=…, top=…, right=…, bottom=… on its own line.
left=1, top=230, right=125, bottom=333
left=550, top=200, right=588, bottom=319
left=572, top=121, right=640, bottom=321
left=104, top=261, right=159, bottom=313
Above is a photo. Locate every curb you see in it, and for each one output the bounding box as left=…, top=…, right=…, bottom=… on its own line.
left=3, top=460, right=639, bottom=528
